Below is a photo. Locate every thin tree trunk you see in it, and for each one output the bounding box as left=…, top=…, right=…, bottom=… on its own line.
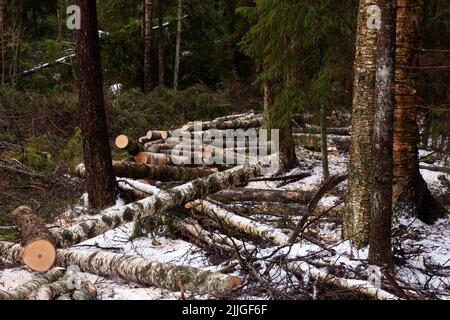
left=173, top=0, right=182, bottom=91
left=143, top=0, right=153, bottom=93
left=0, top=0, right=6, bottom=85
left=157, top=0, right=164, bottom=87
left=345, top=0, right=378, bottom=247
left=75, top=0, right=117, bottom=209
left=369, top=0, right=397, bottom=267
left=393, top=0, right=446, bottom=223
left=320, top=105, right=330, bottom=180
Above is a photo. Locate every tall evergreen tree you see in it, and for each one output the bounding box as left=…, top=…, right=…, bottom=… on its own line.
left=173, top=0, right=182, bottom=92
left=0, top=0, right=6, bottom=84
left=157, top=0, right=165, bottom=87
left=75, top=0, right=117, bottom=209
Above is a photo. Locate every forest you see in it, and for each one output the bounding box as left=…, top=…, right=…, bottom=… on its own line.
left=0, top=0, right=449, bottom=301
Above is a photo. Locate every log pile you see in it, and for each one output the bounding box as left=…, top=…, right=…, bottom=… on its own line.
left=0, top=112, right=401, bottom=300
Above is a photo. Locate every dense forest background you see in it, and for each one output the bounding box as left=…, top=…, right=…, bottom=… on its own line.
left=0, top=0, right=449, bottom=238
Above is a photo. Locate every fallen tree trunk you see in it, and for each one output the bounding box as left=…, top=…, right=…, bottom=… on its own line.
left=283, top=260, right=399, bottom=300
left=419, top=164, right=450, bottom=175
left=210, top=188, right=316, bottom=205
left=13, top=206, right=57, bottom=272
left=208, top=200, right=307, bottom=217
left=77, top=161, right=217, bottom=181
left=146, top=130, right=171, bottom=141
left=293, top=133, right=351, bottom=150
left=115, top=135, right=145, bottom=156
left=0, top=267, right=65, bottom=300
left=0, top=241, right=243, bottom=293
left=293, top=125, right=351, bottom=135
left=53, top=164, right=262, bottom=246
left=181, top=114, right=262, bottom=132
left=187, top=200, right=290, bottom=246
left=134, top=152, right=197, bottom=166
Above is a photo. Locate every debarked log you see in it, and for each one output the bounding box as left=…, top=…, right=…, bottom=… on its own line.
left=0, top=242, right=243, bottom=293
left=115, top=135, right=145, bottom=156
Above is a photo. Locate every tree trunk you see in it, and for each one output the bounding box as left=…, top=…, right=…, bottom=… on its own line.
left=12, top=206, right=57, bottom=272
left=320, top=105, right=330, bottom=180
left=181, top=114, right=262, bottom=132
left=76, top=160, right=217, bottom=181
left=53, top=164, right=262, bottom=246
left=75, top=0, right=117, bottom=209
left=157, top=0, right=165, bottom=87
left=369, top=0, right=397, bottom=267
left=0, top=0, right=6, bottom=85
left=210, top=188, right=316, bottom=204
left=0, top=268, right=66, bottom=300
left=393, top=0, right=446, bottom=223
left=0, top=241, right=242, bottom=293
left=264, top=82, right=296, bottom=171
left=344, top=0, right=378, bottom=247
left=187, top=200, right=290, bottom=246
left=173, top=0, right=182, bottom=91
left=143, top=0, right=154, bottom=93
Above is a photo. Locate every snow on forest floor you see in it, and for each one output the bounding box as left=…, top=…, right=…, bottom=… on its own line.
left=1, top=145, right=449, bottom=300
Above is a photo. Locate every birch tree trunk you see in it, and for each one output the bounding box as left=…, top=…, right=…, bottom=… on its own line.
left=53, top=164, right=262, bottom=246
left=393, top=0, right=446, bottom=223
left=369, top=0, right=397, bottom=266
left=0, top=268, right=66, bottom=300
left=143, top=0, right=153, bottom=93
left=75, top=0, right=117, bottom=209
left=173, top=0, right=182, bottom=91
left=0, top=242, right=242, bottom=293
left=157, top=0, right=165, bottom=87
left=344, top=0, right=378, bottom=247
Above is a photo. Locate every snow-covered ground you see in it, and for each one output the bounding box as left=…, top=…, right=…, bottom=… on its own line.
left=1, top=144, right=449, bottom=300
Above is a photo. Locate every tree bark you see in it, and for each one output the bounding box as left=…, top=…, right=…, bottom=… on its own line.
left=181, top=114, right=262, bottom=132
left=210, top=188, right=316, bottom=204
left=75, top=0, right=117, bottom=209
left=187, top=200, right=290, bottom=246
left=12, top=206, right=57, bottom=272
left=0, top=242, right=242, bottom=293
left=53, top=164, right=262, bottom=246
left=369, top=0, right=397, bottom=267
left=393, top=0, right=446, bottom=223
left=143, top=0, right=154, bottom=93
left=157, top=0, right=164, bottom=87
left=0, top=268, right=66, bottom=300
left=173, top=0, right=182, bottom=91
left=76, top=160, right=217, bottom=181
left=345, top=0, right=378, bottom=247
left=0, top=0, right=6, bottom=84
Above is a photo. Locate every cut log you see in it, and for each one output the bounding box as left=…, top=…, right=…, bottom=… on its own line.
left=293, top=125, right=351, bottom=135
left=181, top=114, right=262, bottom=132
left=187, top=200, right=290, bottom=246
left=12, top=206, right=57, bottom=272
left=209, top=200, right=307, bottom=217
left=53, top=164, right=262, bottom=246
left=77, top=161, right=217, bottom=181
left=0, top=242, right=243, bottom=293
left=115, top=135, right=145, bottom=156
left=283, top=260, right=399, bottom=300
left=146, top=130, right=171, bottom=141
left=134, top=152, right=193, bottom=166
left=0, top=268, right=65, bottom=300
left=31, top=279, right=72, bottom=300
left=210, top=188, right=316, bottom=204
